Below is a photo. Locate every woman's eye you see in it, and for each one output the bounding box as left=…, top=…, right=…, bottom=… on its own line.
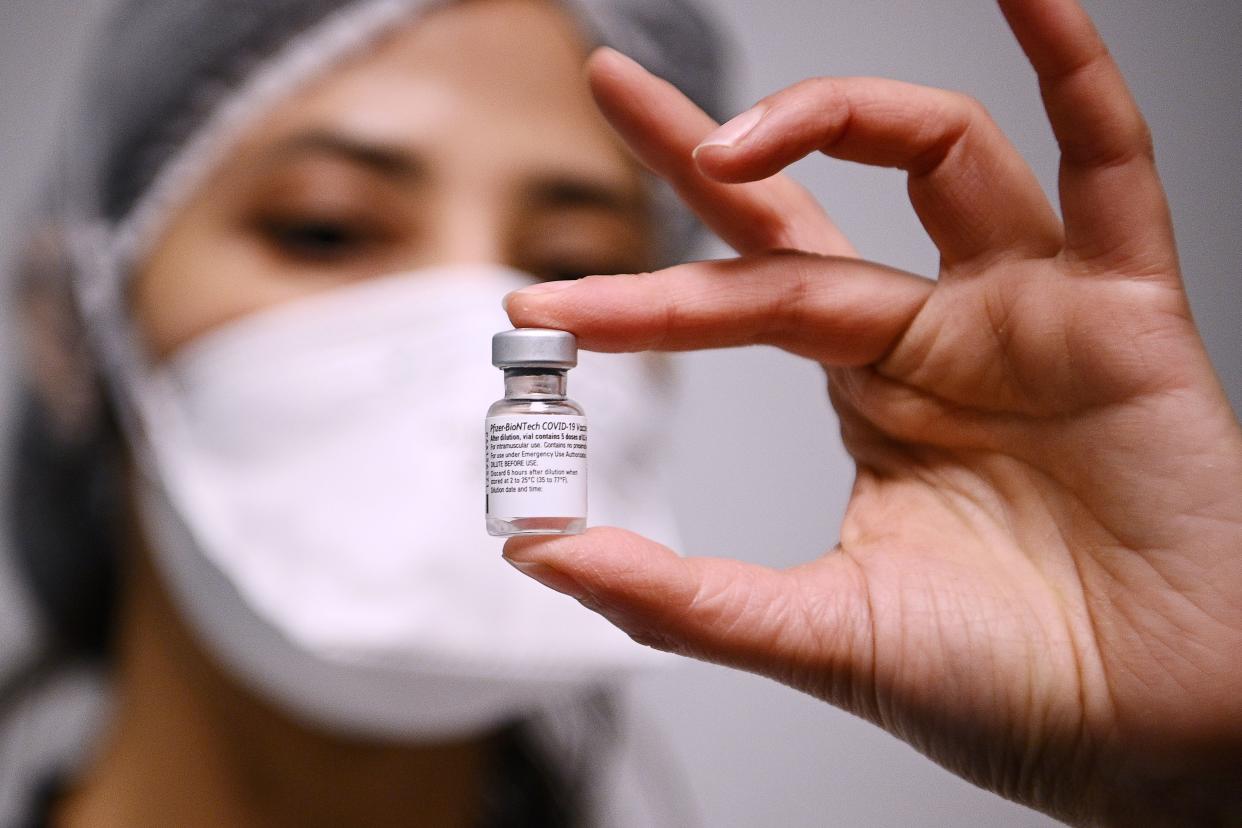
left=260, top=218, right=377, bottom=262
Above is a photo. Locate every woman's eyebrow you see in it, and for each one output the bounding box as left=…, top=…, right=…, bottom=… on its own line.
left=255, top=130, right=428, bottom=181
left=524, top=175, right=644, bottom=215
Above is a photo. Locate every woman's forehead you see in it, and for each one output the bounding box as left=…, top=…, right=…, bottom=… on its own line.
left=228, top=0, right=637, bottom=191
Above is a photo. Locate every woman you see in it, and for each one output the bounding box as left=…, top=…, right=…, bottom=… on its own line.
left=2, top=0, right=726, bottom=825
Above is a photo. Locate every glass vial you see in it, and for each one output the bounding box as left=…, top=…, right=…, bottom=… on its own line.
left=485, top=328, right=587, bottom=537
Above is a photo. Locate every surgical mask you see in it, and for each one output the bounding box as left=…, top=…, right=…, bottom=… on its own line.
left=120, top=264, right=681, bottom=739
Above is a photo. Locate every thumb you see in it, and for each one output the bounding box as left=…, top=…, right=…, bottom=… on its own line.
left=503, top=527, right=874, bottom=694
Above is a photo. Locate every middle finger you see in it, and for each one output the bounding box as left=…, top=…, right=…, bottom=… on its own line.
left=587, top=47, right=856, bottom=258
left=694, top=77, right=1065, bottom=268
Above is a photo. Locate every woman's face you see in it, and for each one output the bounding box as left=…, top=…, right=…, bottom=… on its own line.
left=133, top=0, right=652, bottom=359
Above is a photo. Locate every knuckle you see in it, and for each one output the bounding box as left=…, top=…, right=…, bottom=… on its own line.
left=905, top=90, right=989, bottom=176
left=954, top=92, right=991, bottom=125
left=789, top=75, right=844, bottom=101
left=773, top=77, right=850, bottom=127
left=1059, top=115, right=1155, bottom=170
left=1129, top=118, right=1156, bottom=161
left=770, top=252, right=817, bottom=338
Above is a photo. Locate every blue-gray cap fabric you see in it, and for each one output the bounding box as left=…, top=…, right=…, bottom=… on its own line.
left=80, top=0, right=355, bottom=222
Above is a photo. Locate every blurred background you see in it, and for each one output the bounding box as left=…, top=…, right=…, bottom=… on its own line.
left=1, top=1, right=1239, bottom=826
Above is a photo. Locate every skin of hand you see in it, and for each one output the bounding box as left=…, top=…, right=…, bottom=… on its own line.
left=500, top=1, right=1242, bottom=825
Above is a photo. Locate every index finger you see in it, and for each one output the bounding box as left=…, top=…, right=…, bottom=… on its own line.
left=588, top=48, right=856, bottom=258
left=504, top=252, right=931, bottom=366
left=998, top=0, right=1178, bottom=271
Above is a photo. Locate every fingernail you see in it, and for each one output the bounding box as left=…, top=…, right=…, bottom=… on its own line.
left=695, top=105, right=766, bottom=154
left=505, top=557, right=587, bottom=600
left=593, top=45, right=642, bottom=73
left=502, top=279, right=577, bottom=311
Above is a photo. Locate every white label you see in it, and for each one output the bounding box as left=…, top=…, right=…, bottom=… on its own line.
left=485, top=415, right=587, bottom=518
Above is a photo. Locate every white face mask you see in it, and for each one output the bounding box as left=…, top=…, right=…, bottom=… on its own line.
left=121, top=265, right=680, bottom=739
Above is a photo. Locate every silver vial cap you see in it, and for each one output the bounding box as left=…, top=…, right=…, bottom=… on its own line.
left=492, top=328, right=578, bottom=369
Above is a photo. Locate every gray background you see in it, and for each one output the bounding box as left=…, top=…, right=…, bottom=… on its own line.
left=2, top=1, right=1239, bottom=826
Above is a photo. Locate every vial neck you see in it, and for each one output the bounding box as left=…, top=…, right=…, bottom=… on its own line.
left=503, top=369, right=567, bottom=400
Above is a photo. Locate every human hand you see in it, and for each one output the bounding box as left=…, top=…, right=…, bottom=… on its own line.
left=502, top=2, right=1242, bottom=824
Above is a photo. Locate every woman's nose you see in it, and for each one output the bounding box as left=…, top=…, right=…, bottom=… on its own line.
left=422, top=196, right=508, bottom=269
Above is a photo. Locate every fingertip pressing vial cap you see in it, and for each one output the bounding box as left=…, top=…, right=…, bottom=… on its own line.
left=491, top=328, right=577, bottom=370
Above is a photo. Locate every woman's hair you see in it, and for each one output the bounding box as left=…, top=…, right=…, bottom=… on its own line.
left=6, top=218, right=121, bottom=658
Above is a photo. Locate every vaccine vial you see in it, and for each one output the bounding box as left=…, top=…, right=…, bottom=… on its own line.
left=485, top=328, right=587, bottom=537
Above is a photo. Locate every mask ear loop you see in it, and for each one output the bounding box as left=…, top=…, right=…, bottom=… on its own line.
left=63, top=219, right=241, bottom=600
left=65, top=222, right=155, bottom=475
left=64, top=228, right=247, bottom=664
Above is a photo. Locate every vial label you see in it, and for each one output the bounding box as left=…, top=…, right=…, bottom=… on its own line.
left=485, top=415, right=587, bottom=518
